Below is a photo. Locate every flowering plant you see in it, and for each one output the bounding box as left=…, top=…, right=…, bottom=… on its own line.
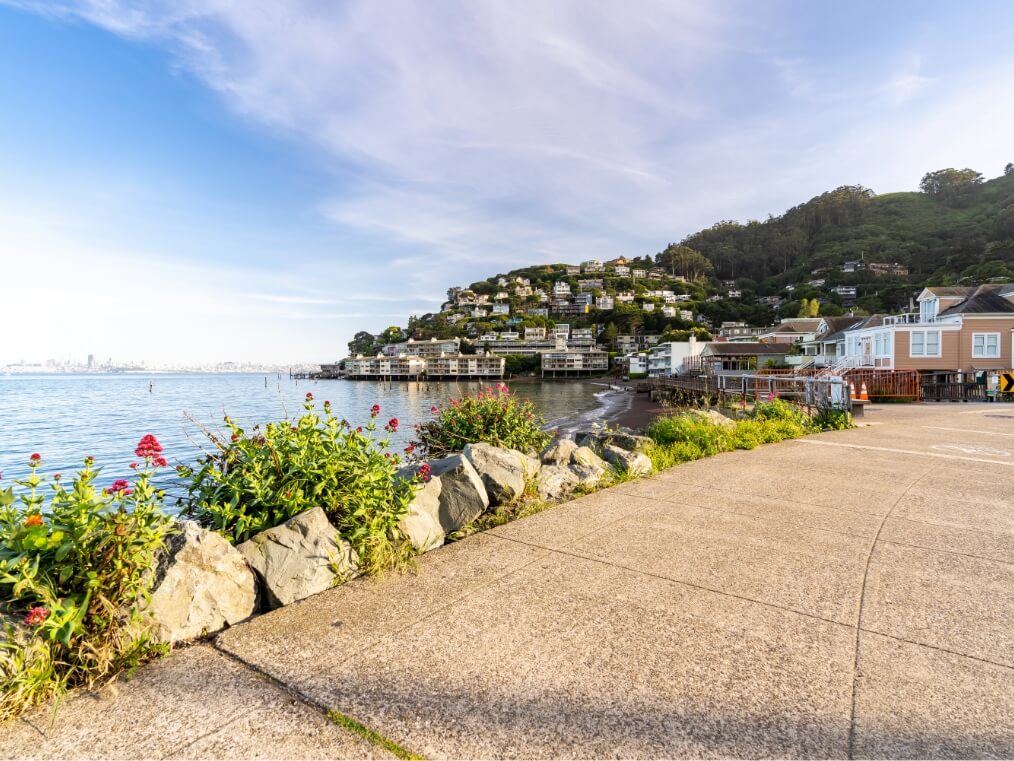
left=179, top=398, right=415, bottom=574
left=0, top=440, right=174, bottom=721
left=414, top=384, right=550, bottom=458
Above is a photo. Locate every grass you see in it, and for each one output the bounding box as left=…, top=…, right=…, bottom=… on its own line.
left=327, top=709, right=424, bottom=760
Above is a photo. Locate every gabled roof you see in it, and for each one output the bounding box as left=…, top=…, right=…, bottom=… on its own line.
left=938, top=284, right=1014, bottom=316
left=767, top=318, right=823, bottom=333
left=814, top=316, right=866, bottom=343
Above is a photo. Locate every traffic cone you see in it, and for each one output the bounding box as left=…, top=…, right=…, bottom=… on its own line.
left=850, top=382, right=857, bottom=400
left=860, top=382, right=869, bottom=401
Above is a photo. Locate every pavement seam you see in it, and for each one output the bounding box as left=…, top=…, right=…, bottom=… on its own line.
left=845, top=465, right=936, bottom=761
left=877, top=537, right=1014, bottom=567
left=209, top=643, right=416, bottom=760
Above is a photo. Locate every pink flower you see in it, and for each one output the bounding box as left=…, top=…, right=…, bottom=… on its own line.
left=134, top=434, right=163, bottom=459
left=305, top=392, right=313, bottom=401
left=24, top=607, right=49, bottom=627
left=386, top=417, right=399, bottom=432
left=417, top=462, right=432, bottom=482
left=110, top=479, right=130, bottom=493
left=370, top=404, right=381, bottom=417
left=154, top=456, right=168, bottom=468
left=430, top=405, right=439, bottom=414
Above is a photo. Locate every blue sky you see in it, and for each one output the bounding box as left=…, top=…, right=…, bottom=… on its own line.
left=2, top=1, right=1013, bottom=364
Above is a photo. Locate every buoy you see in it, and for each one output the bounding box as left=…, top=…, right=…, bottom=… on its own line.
left=860, top=382, right=869, bottom=401
left=850, top=382, right=857, bottom=400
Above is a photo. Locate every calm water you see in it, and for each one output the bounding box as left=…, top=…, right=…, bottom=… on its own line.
left=0, top=374, right=614, bottom=492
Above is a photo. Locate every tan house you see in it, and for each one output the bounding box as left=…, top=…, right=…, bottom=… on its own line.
left=837, top=284, right=1014, bottom=380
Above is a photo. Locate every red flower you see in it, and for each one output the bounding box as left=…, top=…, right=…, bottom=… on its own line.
left=386, top=417, right=399, bottom=432
left=231, top=433, right=239, bottom=442
left=417, top=462, right=432, bottom=482
left=84, top=456, right=94, bottom=465
left=430, top=405, right=439, bottom=414
left=134, top=434, right=163, bottom=459
left=110, top=479, right=130, bottom=493
left=29, top=453, right=41, bottom=461
left=404, top=444, right=415, bottom=455
left=23, top=607, right=49, bottom=627
left=305, top=392, right=313, bottom=401
left=154, top=456, right=168, bottom=468
left=129, top=462, right=139, bottom=470
left=356, top=426, right=363, bottom=433
left=53, top=473, right=62, bottom=481
left=24, top=514, right=44, bottom=528
left=370, top=404, right=381, bottom=417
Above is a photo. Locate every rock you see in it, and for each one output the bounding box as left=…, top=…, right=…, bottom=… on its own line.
left=463, top=443, right=540, bottom=506
left=145, top=521, right=257, bottom=644
left=569, top=462, right=606, bottom=488
left=399, top=476, right=445, bottom=553
left=428, top=454, right=490, bottom=532
left=689, top=409, right=736, bottom=428
left=602, top=444, right=653, bottom=477
left=237, top=507, right=358, bottom=611
left=573, top=431, right=601, bottom=450
left=571, top=445, right=607, bottom=470
left=536, top=464, right=581, bottom=501
left=541, top=437, right=578, bottom=465
left=601, top=432, right=654, bottom=452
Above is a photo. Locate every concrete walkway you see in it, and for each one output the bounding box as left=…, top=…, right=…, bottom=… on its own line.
left=4, top=404, right=1013, bottom=759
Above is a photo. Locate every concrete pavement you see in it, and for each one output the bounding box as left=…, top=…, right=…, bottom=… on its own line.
left=4, top=403, right=1013, bottom=758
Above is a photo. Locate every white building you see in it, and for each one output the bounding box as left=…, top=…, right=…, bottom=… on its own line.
left=597, top=294, right=615, bottom=310
left=492, top=303, right=510, bottom=315
left=647, top=337, right=705, bottom=378
left=553, top=281, right=572, bottom=296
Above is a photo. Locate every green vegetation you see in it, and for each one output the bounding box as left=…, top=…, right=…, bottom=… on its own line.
left=179, top=394, right=415, bottom=575
left=0, top=446, right=174, bottom=722
left=643, top=400, right=827, bottom=469
left=414, top=384, right=551, bottom=458
left=327, top=710, right=424, bottom=760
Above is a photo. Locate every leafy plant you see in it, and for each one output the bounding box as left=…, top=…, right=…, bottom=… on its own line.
left=414, top=383, right=551, bottom=458
left=179, top=395, right=416, bottom=574
left=0, top=442, right=174, bottom=722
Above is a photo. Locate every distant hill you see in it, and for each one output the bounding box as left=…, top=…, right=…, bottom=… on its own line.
left=349, top=166, right=1014, bottom=355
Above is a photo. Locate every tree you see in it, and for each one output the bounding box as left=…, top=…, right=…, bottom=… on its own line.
left=347, top=331, right=375, bottom=356
left=379, top=326, right=404, bottom=344
left=656, top=244, right=714, bottom=281
left=797, top=298, right=810, bottom=318
left=919, top=168, right=984, bottom=207
left=602, top=322, right=618, bottom=351
left=1005, top=163, right=1013, bottom=176
left=808, top=299, right=820, bottom=318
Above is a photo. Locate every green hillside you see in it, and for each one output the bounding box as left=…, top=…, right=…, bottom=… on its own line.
left=351, top=165, right=1014, bottom=355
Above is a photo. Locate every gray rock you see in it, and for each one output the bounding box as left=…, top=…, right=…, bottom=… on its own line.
left=536, top=464, right=582, bottom=501
left=145, top=521, right=257, bottom=643
left=602, top=444, right=653, bottom=477
left=463, top=443, right=540, bottom=506
left=601, top=432, right=654, bottom=452
left=571, top=445, right=607, bottom=470
left=574, top=431, right=601, bottom=450
left=399, top=476, right=445, bottom=553
left=428, top=454, right=490, bottom=532
left=237, top=508, right=359, bottom=611
left=541, top=437, right=578, bottom=465
left=569, top=462, right=606, bottom=488
left=690, top=409, right=736, bottom=428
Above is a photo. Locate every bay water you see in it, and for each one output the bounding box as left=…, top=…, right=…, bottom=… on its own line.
left=0, top=374, right=622, bottom=493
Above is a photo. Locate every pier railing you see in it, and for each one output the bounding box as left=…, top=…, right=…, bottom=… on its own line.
left=646, top=373, right=852, bottom=412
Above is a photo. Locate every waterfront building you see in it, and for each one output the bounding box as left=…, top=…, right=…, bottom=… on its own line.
left=758, top=318, right=823, bottom=345
left=696, top=342, right=789, bottom=375
left=345, top=354, right=426, bottom=380
left=647, top=338, right=705, bottom=378
left=426, top=354, right=505, bottom=379
left=381, top=337, right=461, bottom=358
left=541, top=349, right=609, bottom=377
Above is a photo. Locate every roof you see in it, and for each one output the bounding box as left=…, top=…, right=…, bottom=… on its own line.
left=938, top=284, right=1014, bottom=316
left=702, top=342, right=787, bottom=356
left=815, top=316, right=866, bottom=343
left=767, top=318, right=823, bottom=333
left=924, top=286, right=973, bottom=300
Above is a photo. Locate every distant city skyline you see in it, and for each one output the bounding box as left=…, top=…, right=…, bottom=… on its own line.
left=2, top=1, right=1013, bottom=363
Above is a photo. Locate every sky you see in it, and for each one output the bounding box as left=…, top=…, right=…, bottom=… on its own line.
left=1, top=1, right=1013, bottom=365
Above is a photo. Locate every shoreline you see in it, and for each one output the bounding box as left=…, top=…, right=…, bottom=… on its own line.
left=542, top=379, right=672, bottom=434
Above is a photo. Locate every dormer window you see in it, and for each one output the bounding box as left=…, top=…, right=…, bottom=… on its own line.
left=919, top=297, right=938, bottom=323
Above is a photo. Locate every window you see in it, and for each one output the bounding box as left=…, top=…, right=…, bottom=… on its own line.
left=919, top=298, right=938, bottom=323
left=910, top=330, right=941, bottom=357
left=972, top=332, right=1000, bottom=358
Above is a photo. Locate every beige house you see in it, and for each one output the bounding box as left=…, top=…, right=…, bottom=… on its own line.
left=837, top=284, right=1014, bottom=380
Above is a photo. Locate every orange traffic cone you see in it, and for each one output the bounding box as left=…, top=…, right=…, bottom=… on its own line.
left=859, top=382, right=869, bottom=401
left=850, top=382, right=857, bottom=400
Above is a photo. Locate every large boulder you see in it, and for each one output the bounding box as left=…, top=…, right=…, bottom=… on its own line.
left=428, top=454, right=490, bottom=532
left=689, top=409, right=736, bottom=428
left=571, top=445, right=607, bottom=470
left=463, top=443, right=540, bottom=506
left=569, top=462, right=606, bottom=488
left=238, top=507, right=358, bottom=611
left=399, top=476, right=445, bottom=553
left=541, top=437, right=578, bottom=465
left=145, top=521, right=257, bottom=643
left=536, top=464, right=581, bottom=501
left=602, top=444, right=653, bottom=477
left=601, top=431, right=654, bottom=453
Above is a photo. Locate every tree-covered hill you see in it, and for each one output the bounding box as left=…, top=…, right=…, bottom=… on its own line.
left=681, top=166, right=1014, bottom=286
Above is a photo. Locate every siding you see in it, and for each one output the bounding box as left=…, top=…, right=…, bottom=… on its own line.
left=893, top=318, right=1014, bottom=372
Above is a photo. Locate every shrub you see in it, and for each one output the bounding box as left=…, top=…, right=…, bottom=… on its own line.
left=1, top=443, right=174, bottom=722
left=645, top=414, right=732, bottom=455
left=414, top=384, right=551, bottom=458
left=752, top=399, right=812, bottom=427
left=179, top=395, right=415, bottom=574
